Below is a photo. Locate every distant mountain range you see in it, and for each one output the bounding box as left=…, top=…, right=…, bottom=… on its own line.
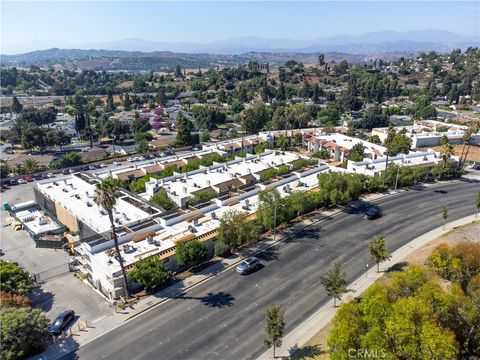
left=1, top=30, right=478, bottom=71
left=2, top=29, right=478, bottom=55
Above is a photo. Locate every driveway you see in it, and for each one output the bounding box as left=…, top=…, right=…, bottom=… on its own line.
left=1, top=182, right=111, bottom=323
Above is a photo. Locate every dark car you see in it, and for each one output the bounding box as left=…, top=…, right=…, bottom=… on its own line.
left=62, top=169, right=69, bottom=175
left=8, top=179, right=18, bottom=186
left=364, top=207, right=381, bottom=220
left=48, top=310, right=75, bottom=335
left=236, top=257, right=260, bottom=275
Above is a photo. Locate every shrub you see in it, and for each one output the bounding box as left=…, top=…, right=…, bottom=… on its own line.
left=0, top=291, right=31, bottom=308
left=0, top=260, right=33, bottom=295
left=0, top=307, right=49, bottom=360
left=175, top=240, right=208, bottom=267
left=149, top=190, right=174, bottom=210
left=214, top=240, right=231, bottom=257
left=128, top=257, right=171, bottom=291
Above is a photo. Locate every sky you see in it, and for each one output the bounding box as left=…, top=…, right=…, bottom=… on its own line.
left=1, top=1, right=479, bottom=54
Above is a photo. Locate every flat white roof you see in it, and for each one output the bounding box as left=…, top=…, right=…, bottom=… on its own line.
left=37, top=175, right=154, bottom=234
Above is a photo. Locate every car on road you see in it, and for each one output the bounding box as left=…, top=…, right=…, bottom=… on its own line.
left=236, top=257, right=260, bottom=275
left=364, top=207, right=381, bottom=220
left=48, top=310, right=75, bottom=335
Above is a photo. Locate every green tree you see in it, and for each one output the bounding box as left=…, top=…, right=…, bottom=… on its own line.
left=0, top=260, right=33, bottom=295
left=175, top=114, right=197, bottom=147
left=50, top=152, right=82, bottom=169
left=368, top=234, right=392, bottom=272
left=328, top=265, right=460, bottom=360
left=240, top=103, right=271, bottom=134
left=200, top=131, right=211, bottom=142
left=93, top=178, right=130, bottom=297
left=123, top=93, right=132, bottom=111
left=175, top=240, right=208, bottom=267
left=217, top=210, right=259, bottom=251
left=263, top=306, right=286, bottom=359
left=256, top=189, right=284, bottom=231
left=21, top=159, right=39, bottom=174
left=0, top=160, right=11, bottom=179
left=347, top=143, right=365, bottom=162
left=427, top=241, right=480, bottom=292
left=320, top=263, right=349, bottom=307
left=276, top=135, right=289, bottom=150
left=442, top=205, right=448, bottom=229
left=10, top=96, right=23, bottom=114
left=128, top=256, right=171, bottom=291
left=0, top=307, right=49, bottom=360
left=149, top=190, right=174, bottom=210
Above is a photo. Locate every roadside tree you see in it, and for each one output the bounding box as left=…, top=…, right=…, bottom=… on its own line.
left=175, top=240, right=208, bottom=267
left=320, top=263, right=349, bottom=307
left=368, top=234, right=392, bottom=272
left=263, top=306, right=286, bottom=358
left=128, top=256, right=171, bottom=292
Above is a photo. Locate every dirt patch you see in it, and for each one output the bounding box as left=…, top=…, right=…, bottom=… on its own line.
left=431, top=144, right=480, bottom=163
left=404, top=220, right=480, bottom=266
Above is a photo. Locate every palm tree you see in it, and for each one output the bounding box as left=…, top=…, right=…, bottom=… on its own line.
left=21, top=159, right=39, bottom=174
left=440, top=137, right=454, bottom=169
left=458, top=123, right=479, bottom=169
left=93, top=177, right=130, bottom=298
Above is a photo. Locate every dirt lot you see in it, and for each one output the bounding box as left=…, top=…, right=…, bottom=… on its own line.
left=431, top=144, right=480, bottom=163
left=297, top=220, right=480, bottom=360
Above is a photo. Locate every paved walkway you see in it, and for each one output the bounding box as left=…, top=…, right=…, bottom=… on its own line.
left=256, top=213, right=480, bottom=360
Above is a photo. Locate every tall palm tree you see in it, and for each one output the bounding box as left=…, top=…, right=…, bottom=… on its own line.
left=93, top=177, right=130, bottom=298
left=21, top=159, right=38, bottom=174
left=441, top=142, right=454, bottom=168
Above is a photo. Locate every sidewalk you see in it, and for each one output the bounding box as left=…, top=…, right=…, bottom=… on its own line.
left=32, top=204, right=348, bottom=360
left=256, top=213, right=479, bottom=360
left=31, top=181, right=461, bottom=360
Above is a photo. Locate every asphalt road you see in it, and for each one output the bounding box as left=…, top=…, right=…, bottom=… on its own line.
left=77, top=179, right=479, bottom=360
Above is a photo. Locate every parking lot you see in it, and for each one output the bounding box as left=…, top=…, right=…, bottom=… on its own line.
left=0, top=182, right=111, bottom=323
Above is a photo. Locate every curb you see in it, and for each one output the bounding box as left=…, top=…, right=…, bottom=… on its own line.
left=256, top=213, right=480, bottom=360
left=77, top=179, right=472, bottom=348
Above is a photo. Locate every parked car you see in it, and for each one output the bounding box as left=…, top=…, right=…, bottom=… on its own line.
left=468, top=163, right=480, bottom=170
left=89, top=165, right=97, bottom=170
left=236, top=257, right=260, bottom=275
left=17, top=178, right=27, bottom=184
left=48, top=310, right=75, bottom=335
left=47, top=173, right=55, bottom=178
left=112, top=161, right=121, bottom=166
left=364, top=207, right=381, bottom=220
left=99, top=163, right=107, bottom=168
left=23, top=176, right=33, bottom=182
left=32, top=174, right=42, bottom=180
left=8, top=179, right=18, bottom=186
left=62, top=169, right=69, bottom=175
left=127, top=158, right=134, bottom=162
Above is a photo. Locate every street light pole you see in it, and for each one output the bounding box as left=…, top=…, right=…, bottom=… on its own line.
left=394, top=163, right=401, bottom=191
left=273, top=202, right=277, bottom=241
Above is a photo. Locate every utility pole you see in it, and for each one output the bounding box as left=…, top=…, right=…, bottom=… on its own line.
left=394, top=163, right=401, bottom=191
